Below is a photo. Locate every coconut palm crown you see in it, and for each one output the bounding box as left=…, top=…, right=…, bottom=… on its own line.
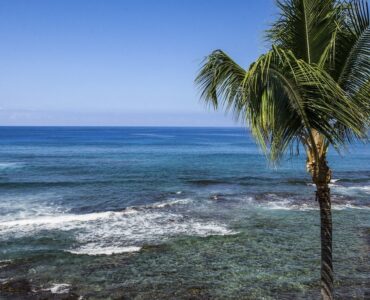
left=195, top=0, right=369, bottom=299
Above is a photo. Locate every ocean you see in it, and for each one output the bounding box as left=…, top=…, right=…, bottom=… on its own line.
left=0, top=126, right=369, bottom=299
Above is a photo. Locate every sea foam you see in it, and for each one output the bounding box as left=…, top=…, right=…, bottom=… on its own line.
left=330, top=184, right=370, bottom=196
left=42, top=283, right=71, bottom=294
left=256, top=193, right=369, bottom=211
left=67, top=246, right=142, bottom=255
left=0, top=162, right=22, bottom=170
left=0, top=198, right=236, bottom=256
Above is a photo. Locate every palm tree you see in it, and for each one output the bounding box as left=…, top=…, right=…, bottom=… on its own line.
left=195, top=0, right=369, bottom=299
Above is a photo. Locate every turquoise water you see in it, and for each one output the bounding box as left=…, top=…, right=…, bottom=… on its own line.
left=0, top=127, right=369, bottom=299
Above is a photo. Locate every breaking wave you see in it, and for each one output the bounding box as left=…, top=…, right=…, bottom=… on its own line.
left=330, top=184, right=370, bottom=196
left=0, top=198, right=236, bottom=256
left=0, top=162, right=23, bottom=170
left=256, top=193, right=370, bottom=211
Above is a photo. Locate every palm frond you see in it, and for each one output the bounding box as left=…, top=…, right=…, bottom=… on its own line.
left=195, top=50, right=247, bottom=120
left=267, top=0, right=338, bottom=64
left=337, top=0, right=370, bottom=96
left=346, top=0, right=369, bottom=37
left=324, top=0, right=370, bottom=141
left=195, top=47, right=366, bottom=162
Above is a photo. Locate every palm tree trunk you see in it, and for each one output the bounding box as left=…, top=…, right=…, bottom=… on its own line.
left=317, top=183, right=333, bottom=299
left=314, top=158, right=333, bottom=300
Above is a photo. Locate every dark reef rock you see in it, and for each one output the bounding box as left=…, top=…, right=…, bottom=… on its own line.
left=140, top=243, right=169, bottom=252
left=185, top=286, right=212, bottom=300
left=0, top=279, right=80, bottom=300
left=0, top=278, right=32, bottom=294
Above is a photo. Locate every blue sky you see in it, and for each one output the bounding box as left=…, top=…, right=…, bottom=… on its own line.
left=0, top=0, right=276, bottom=126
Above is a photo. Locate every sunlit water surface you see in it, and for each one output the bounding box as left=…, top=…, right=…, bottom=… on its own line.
left=0, top=127, right=369, bottom=299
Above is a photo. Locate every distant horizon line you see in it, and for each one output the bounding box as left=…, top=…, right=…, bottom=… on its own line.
left=0, top=125, right=244, bottom=128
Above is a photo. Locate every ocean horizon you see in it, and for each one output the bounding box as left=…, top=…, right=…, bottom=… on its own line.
left=0, top=126, right=369, bottom=299
left=1, top=0, right=369, bottom=298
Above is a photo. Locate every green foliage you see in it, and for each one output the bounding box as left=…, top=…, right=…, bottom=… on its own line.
left=266, top=0, right=338, bottom=64
left=196, top=0, right=369, bottom=162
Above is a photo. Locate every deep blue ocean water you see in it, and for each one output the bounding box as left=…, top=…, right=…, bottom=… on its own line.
left=0, top=127, right=369, bottom=299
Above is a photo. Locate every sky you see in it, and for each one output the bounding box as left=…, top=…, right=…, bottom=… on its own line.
left=0, top=0, right=276, bottom=126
